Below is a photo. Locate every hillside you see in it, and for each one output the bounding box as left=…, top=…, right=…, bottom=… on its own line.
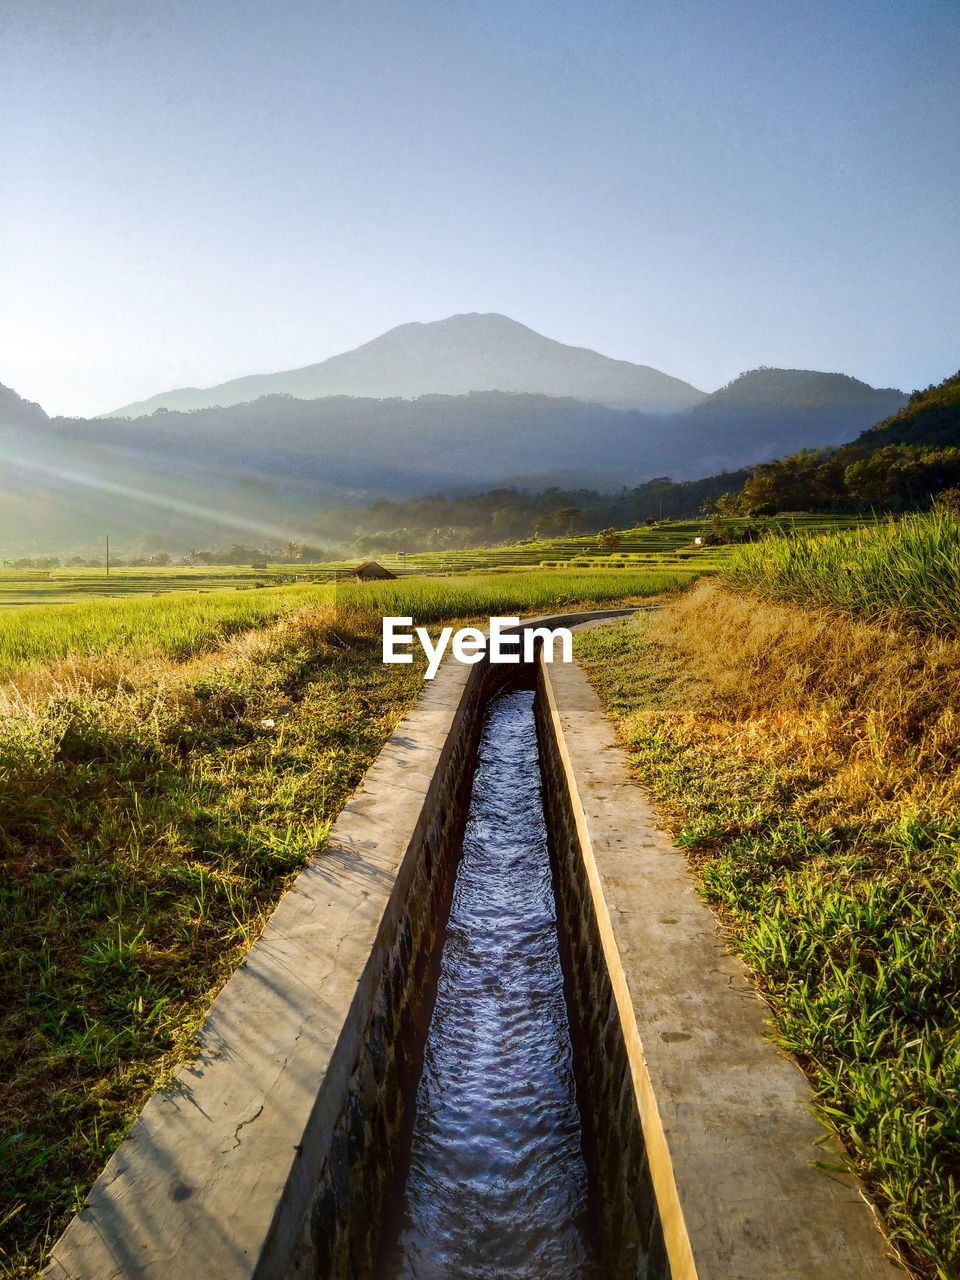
left=701, top=367, right=903, bottom=411
left=681, top=368, right=906, bottom=471
left=857, top=369, right=960, bottom=449
left=0, top=354, right=917, bottom=555
left=106, top=313, right=707, bottom=417
left=63, top=378, right=906, bottom=496
left=0, top=381, right=49, bottom=428
left=710, top=367, right=960, bottom=515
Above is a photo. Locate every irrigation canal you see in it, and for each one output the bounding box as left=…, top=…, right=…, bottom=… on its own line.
left=40, top=618, right=900, bottom=1280
left=378, top=687, right=600, bottom=1279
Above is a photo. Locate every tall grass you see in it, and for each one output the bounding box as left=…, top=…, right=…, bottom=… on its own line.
left=724, top=506, right=960, bottom=633
left=0, top=584, right=331, bottom=675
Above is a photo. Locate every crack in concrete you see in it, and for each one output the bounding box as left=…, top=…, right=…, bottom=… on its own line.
left=225, top=1104, right=264, bottom=1153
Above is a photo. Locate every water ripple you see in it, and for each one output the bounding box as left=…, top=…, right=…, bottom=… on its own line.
left=386, top=689, right=598, bottom=1279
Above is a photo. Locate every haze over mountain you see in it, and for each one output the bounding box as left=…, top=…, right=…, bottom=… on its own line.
left=680, top=368, right=907, bottom=473
left=106, top=314, right=707, bottom=417
left=87, top=375, right=906, bottom=494
left=0, top=356, right=909, bottom=557
left=0, top=310, right=913, bottom=558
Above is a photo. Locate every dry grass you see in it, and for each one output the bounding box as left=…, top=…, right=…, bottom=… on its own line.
left=0, top=600, right=378, bottom=723
left=576, top=581, right=960, bottom=1278
left=645, top=576, right=960, bottom=823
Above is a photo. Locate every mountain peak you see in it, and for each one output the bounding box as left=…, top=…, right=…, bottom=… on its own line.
left=105, top=314, right=706, bottom=417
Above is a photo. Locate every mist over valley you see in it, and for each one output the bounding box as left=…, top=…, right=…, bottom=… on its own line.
left=0, top=314, right=909, bottom=558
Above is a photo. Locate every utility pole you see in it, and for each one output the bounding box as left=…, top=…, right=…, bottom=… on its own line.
left=106, top=535, right=110, bottom=576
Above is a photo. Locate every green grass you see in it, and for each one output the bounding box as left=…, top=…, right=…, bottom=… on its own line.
left=576, top=614, right=960, bottom=1280
left=0, top=567, right=693, bottom=680
left=0, top=584, right=331, bottom=675
left=329, top=567, right=694, bottom=621
left=353, top=514, right=859, bottom=576
left=0, top=612, right=425, bottom=1276
left=724, top=506, right=960, bottom=634
left=0, top=564, right=330, bottom=608
left=0, top=515, right=861, bottom=608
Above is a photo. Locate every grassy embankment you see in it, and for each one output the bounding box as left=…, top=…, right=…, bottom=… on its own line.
left=575, top=510, right=960, bottom=1280
left=0, top=565, right=683, bottom=1276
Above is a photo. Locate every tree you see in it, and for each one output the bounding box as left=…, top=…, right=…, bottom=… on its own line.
left=491, top=507, right=528, bottom=538
left=553, top=506, right=581, bottom=536
left=596, top=528, right=620, bottom=550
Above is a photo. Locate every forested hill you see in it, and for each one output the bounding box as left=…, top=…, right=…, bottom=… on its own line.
left=678, top=368, right=906, bottom=472
left=711, top=368, right=960, bottom=515
left=857, top=370, right=960, bottom=449
left=0, top=382, right=48, bottom=428
left=699, top=367, right=904, bottom=411
left=56, top=376, right=908, bottom=492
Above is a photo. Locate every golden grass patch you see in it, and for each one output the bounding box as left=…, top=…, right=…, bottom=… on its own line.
left=636, top=577, right=960, bottom=823
left=576, top=582, right=960, bottom=1278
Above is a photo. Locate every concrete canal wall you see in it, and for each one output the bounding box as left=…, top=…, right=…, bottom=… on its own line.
left=44, top=611, right=902, bottom=1280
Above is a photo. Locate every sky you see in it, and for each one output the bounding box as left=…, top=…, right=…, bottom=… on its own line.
left=1, top=0, right=958, bottom=418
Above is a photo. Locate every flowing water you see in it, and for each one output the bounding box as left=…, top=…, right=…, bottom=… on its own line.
left=383, top=688, right=599, bottom=1279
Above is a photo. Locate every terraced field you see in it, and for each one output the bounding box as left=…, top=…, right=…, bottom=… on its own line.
left=0, top=516, right=860, bottom=606
left=360, top=516, right=860, bottom=576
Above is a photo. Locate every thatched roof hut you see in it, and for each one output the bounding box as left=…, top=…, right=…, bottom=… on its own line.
left=351, top=560, right=396, bottom=583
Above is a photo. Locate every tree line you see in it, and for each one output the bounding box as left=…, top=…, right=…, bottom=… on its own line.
left=703, top=370, right=960, bottom=516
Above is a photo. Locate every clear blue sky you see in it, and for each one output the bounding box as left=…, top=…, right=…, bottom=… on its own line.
left=1, top=0, right=958, bottom=416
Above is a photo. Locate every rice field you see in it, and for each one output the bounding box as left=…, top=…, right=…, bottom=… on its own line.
left=724, top=506, right=960, bottom=633
left=0, top=515, right=858, bottom=609
left=0, top=568, right=697, bottom=680
left=359, top=514, right=858, bottom=575
left=0, top=551, right=704, bottom=1275
left=0, top=564, right=310, bottom=607
left=327, top=566, right=694, bottom=621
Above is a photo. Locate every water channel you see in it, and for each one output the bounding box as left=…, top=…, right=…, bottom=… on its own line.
left=380, top=687, right=600, bottom=1279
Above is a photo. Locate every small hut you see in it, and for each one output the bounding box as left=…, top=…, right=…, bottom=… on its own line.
left=351, top=560, right=396, bottom=583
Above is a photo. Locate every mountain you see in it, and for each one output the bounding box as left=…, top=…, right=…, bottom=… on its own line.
left=0, top=382, right=49, bottom=428
left=63, top=392, right=668, bottom=494
left=0, top=357, right=913, bottom=556
left=857, top=369, right=960, bottom=450
left=61, top=371, right=907, bottom=498
left=105, top=313, right=707, bottom=417
left=679, top=368, right=907, bottom=473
